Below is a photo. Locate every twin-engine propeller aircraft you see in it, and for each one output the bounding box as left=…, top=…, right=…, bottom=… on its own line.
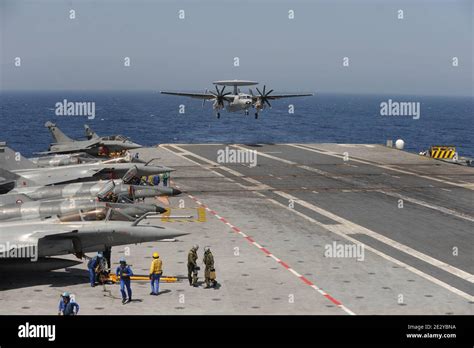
left=161, top=80, right=313, bottom=119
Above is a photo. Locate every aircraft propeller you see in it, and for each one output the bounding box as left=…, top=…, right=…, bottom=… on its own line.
left=209, top=86, right=232, bottom=108
left=255, top=85, right=274, bottom=109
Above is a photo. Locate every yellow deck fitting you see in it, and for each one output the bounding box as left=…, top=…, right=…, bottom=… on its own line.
left=197, top=207, right=206, bottom=222
left=108, top=274, right=178, bottom=283
left=160, top=207, right=206, bottom=222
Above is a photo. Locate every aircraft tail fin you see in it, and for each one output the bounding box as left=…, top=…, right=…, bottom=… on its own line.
left=0, top=168, right=36, bottom=193
left=45, top=121, right=73, bottom=143
left=84, top=124, right=99, bottom=140
left=0, top=168, right=18, bottom=194
left=0, top=142, right=37, bottom=170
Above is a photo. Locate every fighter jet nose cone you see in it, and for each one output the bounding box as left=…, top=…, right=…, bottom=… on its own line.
left=155, top=206, right=167, bottom=214
left=172, top=188, right=182, bottom=196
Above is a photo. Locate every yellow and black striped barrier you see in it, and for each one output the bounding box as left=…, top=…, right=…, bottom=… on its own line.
left=430, top=146, right=456, bottom=159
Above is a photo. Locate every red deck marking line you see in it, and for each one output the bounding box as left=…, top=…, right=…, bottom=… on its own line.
left=177, top=188, right=354, bottom=315
left=300, top=276, right=314, bottom=286
left=260, top=248, right=271, bottom=255
left=279, top=261, right=290, bottom=269
left=324, top=294, right=342, bottom=306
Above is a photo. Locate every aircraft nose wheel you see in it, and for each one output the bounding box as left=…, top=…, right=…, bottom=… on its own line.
left=216, top=112, right=221, bottom=119
left=245, top=110, right=249, bottom=116
left=255, top=113, right=259, bottom=119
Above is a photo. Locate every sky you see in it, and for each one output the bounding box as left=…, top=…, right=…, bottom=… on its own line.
left=0, top=0, right=472, bottom=96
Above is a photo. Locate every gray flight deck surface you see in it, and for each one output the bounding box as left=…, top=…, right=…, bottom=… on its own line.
left=1, top=144, right=473, bottom=315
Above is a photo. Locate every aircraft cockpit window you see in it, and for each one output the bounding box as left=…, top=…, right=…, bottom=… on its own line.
left=59, top=208, right=108, bottom=222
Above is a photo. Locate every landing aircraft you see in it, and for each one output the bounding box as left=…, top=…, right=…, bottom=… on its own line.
left=161, top=80, right=313, bottom=119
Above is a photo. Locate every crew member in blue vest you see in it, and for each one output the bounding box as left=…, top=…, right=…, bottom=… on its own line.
left=87, top=251, right=105, bottom=287
left=116, top=257, right=133, bottom=304
left=58, top=292, right=80, bottom=315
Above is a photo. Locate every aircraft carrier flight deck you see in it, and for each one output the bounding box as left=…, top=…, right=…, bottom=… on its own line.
left=1, top=143, right=473, bottom=315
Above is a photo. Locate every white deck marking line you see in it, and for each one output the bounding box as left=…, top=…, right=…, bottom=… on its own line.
left=269, top=254, right=281, bottom=262
left=232, top=146, right=473, bottom=282
left=164, top=144, right=273, bottom=189
left=187, top=192, right=354, bottom=314
left=265, top=197, right=474, bottom=302
left=289, top=144, right=474, bottom=190
left=163, top=144, right=473, bottom=304
left=238, top=145, right=474, bottom=223
left=213, top=144, right=473, bottom=299
left=162, top=145, right=355, bottom=315
left=288, top=269, right=301, bottom=277
left=377, top=190, right=474, bottom=223
left=274, top=190, right=474, bottom=284
left=170, top=143, right=474, bottom=287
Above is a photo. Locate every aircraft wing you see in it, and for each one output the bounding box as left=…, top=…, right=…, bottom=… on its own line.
left=41, top=140, right=102, bottom=155
left=259, top=93, right=313, bottom=100
left=160, top=91, right=216, bottom=100
left=18, top=167, right=102, bottom=187
left=0, top=225, right=76, bottom=259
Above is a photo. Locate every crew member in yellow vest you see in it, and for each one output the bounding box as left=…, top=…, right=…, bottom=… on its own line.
left=149, top=252, right=163, bottom=296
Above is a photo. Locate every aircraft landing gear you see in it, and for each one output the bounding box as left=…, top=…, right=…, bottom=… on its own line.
left=245, top=110, right=249, bottom=116
left=216, top=112, right=220, bottom=119
left=255, top=113, right=259, bottom=119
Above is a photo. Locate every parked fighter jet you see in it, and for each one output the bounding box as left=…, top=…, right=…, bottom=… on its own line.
left=161, top=80, right=313, bottom=119
left=0, top=195, right=166, bottom=222
left=0, top=207, right=189, bottom=260
left=3, top=180, right=181, bottom=203
left=0, top=143, right=172, bottom=190
left=29, top=152, right=98, bottom=167
left=43, top=121, right=142, bottom=156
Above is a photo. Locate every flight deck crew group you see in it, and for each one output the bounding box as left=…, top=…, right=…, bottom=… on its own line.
left=59, top=245, right=216, bottom=313
left=188, top=245, right=217, bottom=288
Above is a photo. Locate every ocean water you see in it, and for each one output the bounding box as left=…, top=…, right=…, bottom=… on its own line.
left=0, top=91, right=472, bottom=158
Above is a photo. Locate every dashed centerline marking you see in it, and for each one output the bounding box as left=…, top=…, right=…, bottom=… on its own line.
left=163, top=144, right=473, bottom=303
left=180, top=189, right=355, bottom=315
